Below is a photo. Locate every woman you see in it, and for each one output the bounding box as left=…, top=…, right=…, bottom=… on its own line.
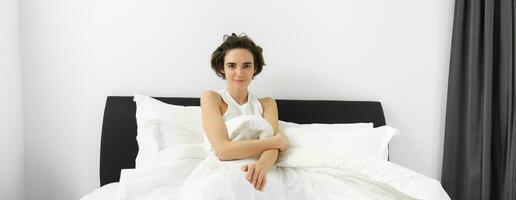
left=177, top=34, right=423, bottom=200
left=200, top=33, right=289, bottom=192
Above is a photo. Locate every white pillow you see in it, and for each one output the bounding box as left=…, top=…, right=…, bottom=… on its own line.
left=279, top=123, right=398, bottom=160
left=279, top=120, right=374, bottom=132
left=133, top=94, right=203, bottom=168
left=279, top=121, right=395, bottom=160
left=157, top=118, right=204, bottom=150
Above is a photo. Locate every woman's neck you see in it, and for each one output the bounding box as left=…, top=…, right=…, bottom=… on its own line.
left=226, top=86, right=248, bottom=105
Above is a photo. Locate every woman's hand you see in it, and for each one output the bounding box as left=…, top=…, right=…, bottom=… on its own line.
left=241, top=161, right=272, bottom=191
left=274, top=132, right=289, bottom=152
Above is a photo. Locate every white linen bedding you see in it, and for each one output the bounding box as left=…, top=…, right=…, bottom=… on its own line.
left=80, top=182, right=119, bottom=200
left=84, top=115, right=450, bottom=200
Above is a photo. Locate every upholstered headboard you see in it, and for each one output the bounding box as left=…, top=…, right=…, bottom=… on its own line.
left=99, top=96, right=386, bottom=186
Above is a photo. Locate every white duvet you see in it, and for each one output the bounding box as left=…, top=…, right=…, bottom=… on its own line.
left=117, top=116, right=450, bottom=200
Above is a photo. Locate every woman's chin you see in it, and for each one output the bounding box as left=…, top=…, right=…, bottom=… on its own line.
left=229, top=83, right=249, bottom=89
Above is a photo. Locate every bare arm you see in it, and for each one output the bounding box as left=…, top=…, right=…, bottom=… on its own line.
left=256, top=97, right=280, bottom=167
left=241, top=97, right=286, bottom=191
left=201, top=91, right=281, bottom=161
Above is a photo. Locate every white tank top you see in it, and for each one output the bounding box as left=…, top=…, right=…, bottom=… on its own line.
left=202, top=88, right=263, bottom=153
left=215, top=88, right=263, bottom=121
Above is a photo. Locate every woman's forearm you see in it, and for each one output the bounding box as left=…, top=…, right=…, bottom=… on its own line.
left=257, top=148, right=279, bottom=167
left=216, top=137, right=278, bottom=161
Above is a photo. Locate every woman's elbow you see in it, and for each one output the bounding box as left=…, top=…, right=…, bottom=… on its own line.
left=212, top=143, right=232, bottom=161
left=214, top=148, right=230, bottom=161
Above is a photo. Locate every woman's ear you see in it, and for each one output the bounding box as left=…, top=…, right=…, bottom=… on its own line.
left=219, top=67, right=225, bottom=77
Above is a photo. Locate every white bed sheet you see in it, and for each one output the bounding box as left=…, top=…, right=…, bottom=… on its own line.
left=115, top=116, right=449, bottom=200
left=82, top=115, right=445, bottom=199
left=80, top=182, right=119, bottom=200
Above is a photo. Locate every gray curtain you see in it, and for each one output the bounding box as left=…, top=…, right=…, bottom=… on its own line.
left=441, top=0, right=515, bottom=200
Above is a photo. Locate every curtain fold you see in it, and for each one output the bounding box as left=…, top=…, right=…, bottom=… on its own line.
left=441, top=0, right=515, bottom=199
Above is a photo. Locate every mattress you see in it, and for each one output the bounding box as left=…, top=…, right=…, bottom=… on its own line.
left=80, top=182, right=119, bottom=200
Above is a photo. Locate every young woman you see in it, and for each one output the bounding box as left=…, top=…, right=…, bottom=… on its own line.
left=200, top=33, right=290, bottom=192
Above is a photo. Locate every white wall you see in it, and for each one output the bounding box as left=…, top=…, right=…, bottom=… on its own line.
left=20, top=0, right=455, bottom=199
left=1, top=0, right=25, bottom=199
left=20, top=0, right=92, bottom=199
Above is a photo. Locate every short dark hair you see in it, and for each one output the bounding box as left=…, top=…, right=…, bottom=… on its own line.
left=210, top=33, right=266, bottom=79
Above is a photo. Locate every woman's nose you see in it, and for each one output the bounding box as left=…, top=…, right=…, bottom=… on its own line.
left=236, top=67, right=244, bottom=76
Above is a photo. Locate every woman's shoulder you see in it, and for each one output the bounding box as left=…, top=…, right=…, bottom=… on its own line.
left=200, top=90, right=223, bottom=105
left=258, top=96, right=275, bottom=102
left=257, top=96, right=277, bottom=109
left=201, top=89, right=225, bottom=97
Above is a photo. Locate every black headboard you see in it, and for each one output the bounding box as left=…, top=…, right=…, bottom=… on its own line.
left=99, top=96, right=386, bottom=186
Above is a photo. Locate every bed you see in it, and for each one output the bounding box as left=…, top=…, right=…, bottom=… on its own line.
left=80, top=95, right=448, bottom=200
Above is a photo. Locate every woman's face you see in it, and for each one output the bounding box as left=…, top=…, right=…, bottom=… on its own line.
left=221, top=48, right=256, bottom=90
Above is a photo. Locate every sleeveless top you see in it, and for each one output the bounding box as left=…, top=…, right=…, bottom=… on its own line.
left=216, top=88, right=263, bottom=121
left=202, top=88, right=264, bottom=153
